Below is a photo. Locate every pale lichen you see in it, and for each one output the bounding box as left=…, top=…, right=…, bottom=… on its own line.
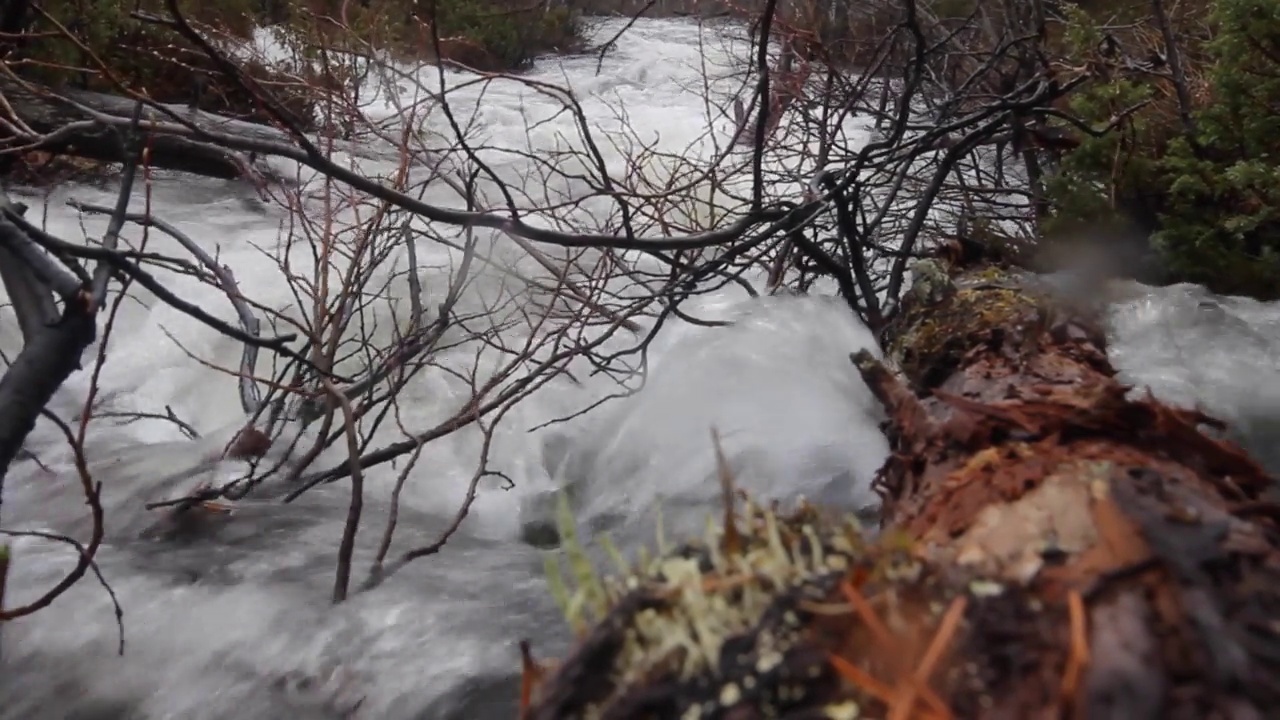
left=539, top=496, right=871, bottom=719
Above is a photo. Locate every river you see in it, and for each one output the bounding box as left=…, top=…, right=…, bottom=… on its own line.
left=1, top=17, right=1278, bottom=720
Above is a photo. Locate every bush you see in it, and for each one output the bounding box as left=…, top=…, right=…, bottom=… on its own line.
left=1153, top=0, right=1280, bottom=295
left=266, top=0, right=582, bottom=72
left=1040, top=7, right=1167, bottom=235
left=430, top=0, right=581, bottom=71
left=15, top=0, right=321, bottom=128
left=1044, top=0, right=1280, bottom=298
left=6, top=0, right=583, bottom=131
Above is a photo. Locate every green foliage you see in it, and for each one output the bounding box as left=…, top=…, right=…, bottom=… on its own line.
left=432, top=0, right=580, bottom=70
left=20, top=0, right=314, bottom=126
left=1043, top=4, right=1160, bottom=231
left=1042, top=75, right=1159, bottom=230
left=28, top=0, right=258, bottom=76
left=273, top=0, right=581, bottom=71
left=1151, top=0, right=1280, bottom=293
left=1045, top=0, right=1280, bottom=297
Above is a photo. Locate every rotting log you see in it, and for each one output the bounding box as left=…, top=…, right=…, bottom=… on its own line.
left=0, top=75, right=289, bottom=180
left=521, top=254, right=1280, bottom=720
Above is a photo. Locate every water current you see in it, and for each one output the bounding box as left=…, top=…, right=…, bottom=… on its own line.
left=1, top=17, right=1278, bottom=720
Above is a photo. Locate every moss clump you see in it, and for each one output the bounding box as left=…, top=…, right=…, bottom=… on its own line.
left=887, top=263, right=1044, bottom=391
left=545, top=495, right=867, bottom=659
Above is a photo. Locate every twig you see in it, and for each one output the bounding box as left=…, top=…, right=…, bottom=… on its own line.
left=0, top=543, right=7, bottom=659
left=92, top=406, right=200, bottom=440
left=0, top=528, right=123, bottom=655
left=68, top=200, right=264, bottom=413
left=88, top=101, right=143, bottom=308
left=364, top=440, right=426, bottom=590
left=323, top=376, right=364, bottom=604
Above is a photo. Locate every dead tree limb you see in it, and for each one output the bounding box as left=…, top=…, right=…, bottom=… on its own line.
left=0, top=106, right=147, bottom=516
left=0, top=196, right=57, bottom=342
left=0, top=74, right=286, bottom=180
left=0, top=239, right=95, bottom=485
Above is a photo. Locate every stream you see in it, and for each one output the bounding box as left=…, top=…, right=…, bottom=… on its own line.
left=1, top=17, right=1278, bottom=720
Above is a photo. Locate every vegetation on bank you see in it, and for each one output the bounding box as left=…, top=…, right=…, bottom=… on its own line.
left=7, top=0, right=1280, bottom=297
left=730, top=0, right=1280, bottom=299
left=4, top=0, right=582, bottom=126
left=1045, top=0, right=1280, bottom=298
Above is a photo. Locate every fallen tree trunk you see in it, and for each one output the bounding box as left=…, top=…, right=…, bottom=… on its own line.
left=0, top=75, right=290, bottom=180
left=522, top=255, right=1280, bottom=719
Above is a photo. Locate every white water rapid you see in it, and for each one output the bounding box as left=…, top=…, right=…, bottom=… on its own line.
left=1, top=18, right=1278, bottom=720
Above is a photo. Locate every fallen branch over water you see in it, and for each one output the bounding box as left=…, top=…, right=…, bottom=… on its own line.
left=0, top=74, right=287, bottom=181
left=522, top=252, right=1280, bottom=719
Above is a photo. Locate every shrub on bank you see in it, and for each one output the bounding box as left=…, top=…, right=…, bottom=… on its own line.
left=1041, top=0, right=1280, bottom=299
left=429, top=0, right=581, bottom=71
left=278, top=0, right=582, bottom=71
left=7, top=0, right=583, bottom=128
left=696, top=0, right=1280, bottom=298
left=11, top=0, right=328, bottom=131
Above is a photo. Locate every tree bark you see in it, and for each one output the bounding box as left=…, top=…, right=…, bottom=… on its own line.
left=0, top=204, right=56, bottom=343
left=0, top=75, right=289, bottom=180
left=522, top=256, right=1280, bottom=720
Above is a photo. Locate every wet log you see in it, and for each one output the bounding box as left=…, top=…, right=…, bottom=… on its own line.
left=521, top=255, right=1280, bottom=720
left=0, top=75, right=289, bottom=180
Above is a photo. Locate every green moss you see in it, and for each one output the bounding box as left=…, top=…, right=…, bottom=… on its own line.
left=888, top=265, right=1043, bottom=390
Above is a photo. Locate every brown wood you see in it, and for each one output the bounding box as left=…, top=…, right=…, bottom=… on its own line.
left=522, top=254, right=1280, bottom=720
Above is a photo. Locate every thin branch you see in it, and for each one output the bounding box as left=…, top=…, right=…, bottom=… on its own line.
left=68, top=201, right=264, bottom=414
left=323, top=377, right=364, bottom=604
left=88, top=101, right=144, bottom=308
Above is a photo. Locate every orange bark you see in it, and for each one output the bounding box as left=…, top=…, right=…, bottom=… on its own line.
left=523, top=257, right=1280, bottom=720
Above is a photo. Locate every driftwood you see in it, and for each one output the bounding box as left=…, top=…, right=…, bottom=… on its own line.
left=0, top=75, right=291, bottom=180
left=522, top=254, right=1280, bottom=719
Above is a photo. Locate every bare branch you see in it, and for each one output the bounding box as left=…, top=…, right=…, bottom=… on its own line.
left=67, top=200, right=265, bottom=414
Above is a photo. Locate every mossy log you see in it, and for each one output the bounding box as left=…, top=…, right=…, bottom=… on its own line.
left=0, top=75, right=290, bottom=180
left=521, top=256, right=1280, bottom=720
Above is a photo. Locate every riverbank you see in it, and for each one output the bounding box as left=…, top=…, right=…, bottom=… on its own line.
left=3, top=0, right=585, bottom=132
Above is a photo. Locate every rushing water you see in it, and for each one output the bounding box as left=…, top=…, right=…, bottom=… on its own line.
left=2, top=18, right=1279, bottom=720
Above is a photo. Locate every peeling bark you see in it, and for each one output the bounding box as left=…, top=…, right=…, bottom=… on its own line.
left=523, top=255, right=1280, bottom=720
left=860, top=260, right=1280, bottom=718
